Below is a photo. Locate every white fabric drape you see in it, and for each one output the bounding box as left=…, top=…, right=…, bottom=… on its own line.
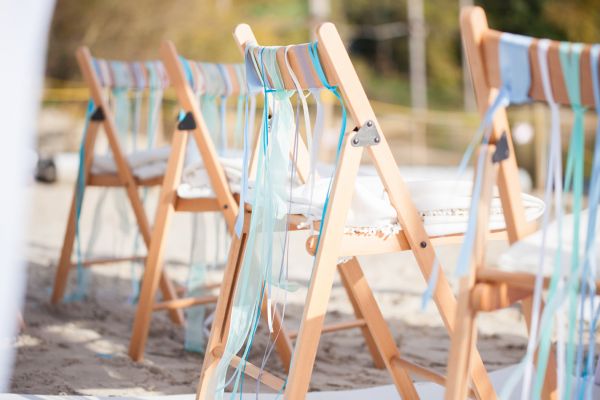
left=0, top=0, right=55, bottom=391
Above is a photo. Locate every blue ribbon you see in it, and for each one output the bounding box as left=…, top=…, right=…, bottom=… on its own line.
left=455, top=33, right=533, bottom=278
left=307, top=41, right=347, bottom=252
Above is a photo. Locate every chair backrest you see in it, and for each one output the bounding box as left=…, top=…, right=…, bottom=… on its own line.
left=233, top=22, right=398, bottom=190
left=76, top=47, right=171, bottom=151
left=464, top=10, right=596, bottom=108
left=88, top=57, right=170, bottom=91
left=179, top=59, right=246, bottom=98
left=77, top=46, right=170, bottom=118
left=459, top=6, right=600, bottom=242
left=234, top=23, right=382, bottom=132
left=160, top=41, right=244, bottom=230
left=460, top=8, right=600, bottom=399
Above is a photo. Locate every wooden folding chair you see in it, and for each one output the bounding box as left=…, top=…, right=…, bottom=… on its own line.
left=442, top=6, right=595, bottom=399
left=128, top=41, right=388, bottom=368
left=51, top=47, right=183, bottom=325
left=196, top=22, right=516, bottom=399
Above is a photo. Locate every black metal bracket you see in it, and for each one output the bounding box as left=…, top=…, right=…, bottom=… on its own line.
left=492, top=132, right=510, bottom=163
left=177, top=112, right=196, bottom=130
left=90, top=107, right=105, bottom=121
left=351, top=120, right=381, bottom=147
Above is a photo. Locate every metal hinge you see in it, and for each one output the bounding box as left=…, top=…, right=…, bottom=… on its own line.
left=177, top=112, right=196, bottom=130
left=492, top=132, right=509, bottom=163
left=90, top=107, right=105, bottom=121
left=351, top=120, right=381, bottom=147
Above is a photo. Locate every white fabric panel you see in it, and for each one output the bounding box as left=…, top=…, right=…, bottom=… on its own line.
left=289, top=177, right=543, bottom=236
left=176, top=159, right=544, bottom=237
left=498, top=209, right=600, bottom=275
left=0, top=0, right=55, bottom=391
left=91, top=146, right=171, bottom=180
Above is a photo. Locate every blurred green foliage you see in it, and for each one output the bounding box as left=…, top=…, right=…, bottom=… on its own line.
left=46, top=0, right=600, bottom=109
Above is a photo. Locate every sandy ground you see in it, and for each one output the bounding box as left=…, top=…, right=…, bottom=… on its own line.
left=10, top=181, right=532, bottom=396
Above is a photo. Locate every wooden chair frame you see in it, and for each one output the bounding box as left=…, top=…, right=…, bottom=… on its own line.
left=196, top=22, right=507, bottom=399
left=441, top=6, right=600, bottom=399
left=128, top=41, right=305, bottom=364
left=51, top=47, right=183, bottom=326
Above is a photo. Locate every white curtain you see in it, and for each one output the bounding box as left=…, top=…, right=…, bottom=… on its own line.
left=0, top=0, right=55, bottom=391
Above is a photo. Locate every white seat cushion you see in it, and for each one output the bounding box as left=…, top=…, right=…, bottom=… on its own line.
left=289, top=177, right=544, bottom=237
left=498, top=209, right=599, bottom=274
left=177, top=159, right=544, bottom=237
left=177, top=154, right=243, bottom=199
left=91, top=146, right=171, bottom=180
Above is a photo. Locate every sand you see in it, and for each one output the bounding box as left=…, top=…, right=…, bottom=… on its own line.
left=10, top=181, right=531, bottom=396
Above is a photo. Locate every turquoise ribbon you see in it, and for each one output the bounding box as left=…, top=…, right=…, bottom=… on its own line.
left=557, top=42, right=586, bottom=400
left=573, top=44, right=600, bottom=400
left=580, top=44, right=600, bottom=399
left=210, top=42, right=340, bottom=398
left=517, top=38, right=565, bottom=400
left=64, top=99, right=95, bottom=302
left=307, top=41, right=347, bottom=252
left=456, top=33, right=533, bottom=276
left=235, top=44, right=264, bottom=237
left=212, top=46, right=295, bottom=398
left=519, top=38, right=565, bottom=400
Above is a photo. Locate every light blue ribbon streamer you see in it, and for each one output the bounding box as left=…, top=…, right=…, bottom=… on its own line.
left=520, top=38, right=564, bottom=400
left=573, top=44, right=600, bottom=400
left=453, top=32, right=533, bottom=283
left=419, top=40, right=530, bottom=306
left=556, top=42, right=586, bottom=400
left=210, top=41, right=346, bottom=399
left=209, top=46, right=294, bottom=398
left=307, top=41, right=347, bottom=252
left=443, top=33, right=534, bottom=395
left=64, top=99, right=95, bottom=302
left=235, top=44, right=264, bottom=237
left=581, top=44, right=600, bottom=399
left=456, top=33, right=533, bottom=276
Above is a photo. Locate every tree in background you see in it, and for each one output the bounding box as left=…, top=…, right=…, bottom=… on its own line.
left=46, top=0, right=312, bottom=82
left=46, top=0, right=597, bottom=108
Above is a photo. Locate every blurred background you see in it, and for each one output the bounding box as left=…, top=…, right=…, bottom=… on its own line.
left=40, top=0, right=600, bottom=190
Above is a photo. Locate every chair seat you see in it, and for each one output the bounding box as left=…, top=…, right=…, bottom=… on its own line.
left=497, top=209, right=599, bottom=275
left=289, top=177, right=544, bottom=237
left=179, top=167, right=545, bottom=237
left=91, top=146, right=171, bottom=180
left=177, top=155, right=243, bottom=199
left=91, top=147, right=243, bottom=197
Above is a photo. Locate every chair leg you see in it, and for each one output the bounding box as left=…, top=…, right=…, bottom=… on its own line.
left=445, top=275, right=478, bottom=400
left=416, top=256, right=496, bottom=399
left=337, top=259, right=386, bottom=369
left=197, top=233, right=247, bottom=400
left=128, top=129, right=190, bottom=359
left=129, top=204, right=177, bottom=361
left=521, top=296, right=558, bottom=400
left=261, top=294, right=294, bottom=371
left=283, top=252, right=419, bottom=400
left=283, top=253, right=339, bottom=399
left=51, top=190, right=80, bottom=304
left=52, top=121, right=101, bottom=304
left=338, top=257, right=419, bottom=397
